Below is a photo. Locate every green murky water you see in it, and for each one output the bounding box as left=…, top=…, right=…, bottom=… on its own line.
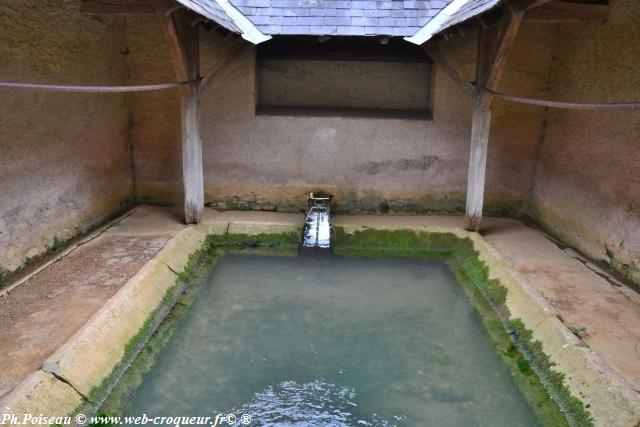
left=127, top=254, right=539, bottom=426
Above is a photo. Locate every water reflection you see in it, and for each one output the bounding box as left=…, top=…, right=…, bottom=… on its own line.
left=233, top=379, right=405, bottom=426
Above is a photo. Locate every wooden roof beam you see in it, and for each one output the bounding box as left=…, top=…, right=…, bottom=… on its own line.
left=478, top=3, right=528, bottom=109
left=422, top=44, right=476, bottom=99
left=80, top=0, right=156, bottom=15
left=524, top=0, right=610, bottom=24
left=147, top=3, right=199, bottom=86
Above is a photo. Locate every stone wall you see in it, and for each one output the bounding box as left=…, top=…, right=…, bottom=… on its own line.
left=529, top=0, right=640, bottom=287
left=4, top=0, right=638, bottom=290
left=129, top=19, right=553, bottom=215
left=0, top=1, right=133, bottom=275
left=123, top=16, right=183, bottom=203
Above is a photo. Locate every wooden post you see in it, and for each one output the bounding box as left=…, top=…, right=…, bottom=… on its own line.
left=154, top=4, right=204, bottom=224
left=465, top=98, right=492, bottom=231
left=464, top=6, right=526, bottom=231
left=176, top=19, right=204, bottom=225
left=422, top=44, right=476, bottom=99
left=182, top=83, right=204, bottom=224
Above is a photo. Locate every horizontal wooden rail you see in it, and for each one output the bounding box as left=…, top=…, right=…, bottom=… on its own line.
left=2, top=80, right=638, bottom=110
left=0, top=81, right=193, bottom=93
left=485, top=88, right=640, bottom=110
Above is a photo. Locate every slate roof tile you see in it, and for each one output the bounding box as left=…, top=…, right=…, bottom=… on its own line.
left=226, top=0, right=444, bottom=36
left=175, top=0, right=242, bottom=33
left=175, top=0, right=504, bottom=41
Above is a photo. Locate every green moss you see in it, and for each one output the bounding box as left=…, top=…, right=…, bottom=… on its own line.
left=517, top=358, right=535, bottom=376
left=3, top=204, right=137, bottom=291
left=508, top=319, right=594, bottom=427
left=86, top=287, right=173, bottom=403
left=0, top=232, right=73, bottom=290
left=85, top=238, right=220, bottom=406
left=333, top=228, right=507, bottom=306
left=451, top=264, right=568, bottom=426
left=203, top=231, right=300, bottom=250
left=605, top=247, right=640, bottom=292
left=50, top=236, right=65, bottom=253
left=99, top=267, right=206, bottom=416
left=0, top=266, right=10, bottom=288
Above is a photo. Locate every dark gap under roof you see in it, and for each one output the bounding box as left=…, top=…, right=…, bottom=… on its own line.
left=257, top=35, right=432, bottom=61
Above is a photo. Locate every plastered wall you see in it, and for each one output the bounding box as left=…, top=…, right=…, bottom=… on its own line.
left=4, top=0, right=637, bottom=290
left=529, top=0, right=640, bottom=286
left=130, top=19, right=553, bottom=215
left=0, top=1, right=133, bottom=275
left=123, top=16, right=183, bottom=203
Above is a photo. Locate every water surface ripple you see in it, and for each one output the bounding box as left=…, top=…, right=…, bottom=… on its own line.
left=128, top=255, right=539, bottom=427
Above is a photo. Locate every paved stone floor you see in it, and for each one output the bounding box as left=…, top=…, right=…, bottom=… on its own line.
left=482, top=218, right=640, bottom=392
left=0, top=207, right=178, bottom=398
left=1, top=206, right=638, bottom=406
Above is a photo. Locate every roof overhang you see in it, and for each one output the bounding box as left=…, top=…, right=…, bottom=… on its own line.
left=175, top=0, right=271, bottom=44
left=405, top=0, right=503, bottom=45
left=174, top=0, right=509, bottom=46
left=213, top=0, right=271, bottom=44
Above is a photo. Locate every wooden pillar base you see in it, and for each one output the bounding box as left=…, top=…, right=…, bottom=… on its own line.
left=464, top=214, right=482, bottom=232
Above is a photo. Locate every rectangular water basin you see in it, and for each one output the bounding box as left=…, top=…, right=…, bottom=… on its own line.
left=110, top=253, right=549, bottom=426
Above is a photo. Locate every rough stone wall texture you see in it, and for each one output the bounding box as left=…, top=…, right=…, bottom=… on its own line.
left=130, top=20, right=554, bottom=216
left=529, top=0, right=640, bottom=287
left=0, top=1, right=133, bottom=273
left=123, top=15, right=182, bottom=202
left=10, top=0, right=638, bottom=293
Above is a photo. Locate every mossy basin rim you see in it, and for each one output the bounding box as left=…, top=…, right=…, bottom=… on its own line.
left=97, top=228, right=593, bottom=427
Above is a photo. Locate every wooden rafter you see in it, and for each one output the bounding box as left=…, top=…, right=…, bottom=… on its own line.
left=200, top=41, right=244, bottom=93
left=525, top=0, right=610, bottom=23
left=475, top=20, right=499, bottom=91
left=80, top=0, right=156, bottom=15
left=479, top=5, right=528, bottom=108
left=422, top=44, right=476, bottom=99
left=150, top=4, right=199, bottom=85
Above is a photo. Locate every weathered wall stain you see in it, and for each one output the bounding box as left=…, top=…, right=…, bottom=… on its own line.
left=529, top=0, right=640, bottom=288
left=4, top=0, right=638, bottom=293
left=357, top=155, right=440, bottom=175
left=129, top=19, right=553, bottom=219
left=0, top=1, right=133, bottom=273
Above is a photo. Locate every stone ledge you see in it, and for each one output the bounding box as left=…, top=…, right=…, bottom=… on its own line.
left=40, top=256, right=179, bottom=397
left=469, top=234, right=640, bottom=427
left=0, top=226, right=208, bottom=423
left=0, top=371, right=82, bottom=422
